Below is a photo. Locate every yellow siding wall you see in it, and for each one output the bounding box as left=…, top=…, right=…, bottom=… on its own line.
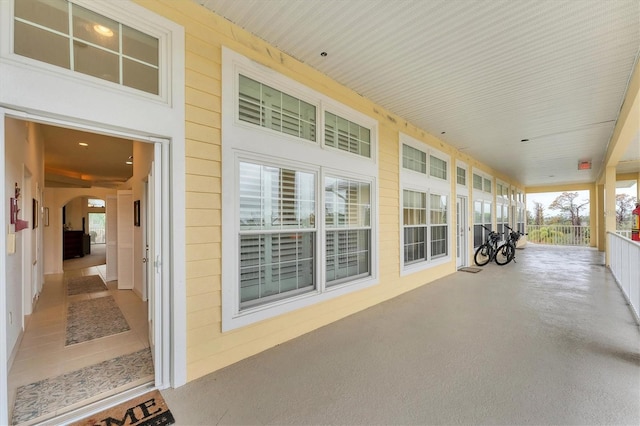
left=135, top=0, right=525, bottom=382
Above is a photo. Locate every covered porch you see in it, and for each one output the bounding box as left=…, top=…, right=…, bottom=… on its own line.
left=160, top=244, right=640, bottom=425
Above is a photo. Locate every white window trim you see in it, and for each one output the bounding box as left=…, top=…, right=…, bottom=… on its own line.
left=472, top=169, right=493, bottom=200
left=2, top=0, right=170, bottom=104
left=456, top=160, right=469, bottom=196
left=222, top=47, right=379, bottom=331
left=398, top=133, right=451, bottom=275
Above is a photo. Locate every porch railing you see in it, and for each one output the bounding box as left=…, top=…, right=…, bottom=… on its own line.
left=608, top=232, right=640, bottom=324
left=616, top=230, right=631, bottom=239
left=526, top=225, right=590, bottom=246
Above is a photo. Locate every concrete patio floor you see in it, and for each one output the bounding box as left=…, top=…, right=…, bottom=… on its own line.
left=161, top=244, right=640, bottom=425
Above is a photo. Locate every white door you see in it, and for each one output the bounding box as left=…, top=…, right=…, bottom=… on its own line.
left=456, top=196, right=468, bottom=268
left=147, top=144, right=163, bottom=384
left=117, top=190, right=134, bottom=289
left=105, top=195, right=118, bottom=282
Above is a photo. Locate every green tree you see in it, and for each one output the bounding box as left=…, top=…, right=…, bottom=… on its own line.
left=533, top=201, right=544, bottom=225
left=616, top=193, right=638, bottom=229
left=548, top=192, right=589, bottom=226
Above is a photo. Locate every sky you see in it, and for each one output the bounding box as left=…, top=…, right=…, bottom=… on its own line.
left=526, top=182, right=638, bottom=217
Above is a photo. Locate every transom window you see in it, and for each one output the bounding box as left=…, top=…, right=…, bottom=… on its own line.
left=403, top=144, right=427, bottom=174
left=456, top=166, right=466, bottom=186
left=483, top=178, right=492, bottom=193
left=473, top=172, right=493, bottom=194
left=14, top=0, right=160, bottom=95
left=239, top=75, right=316, bottom=142
left=429, top=155, right=447, bottom=180
left=325, top=112, right=371, bottom=158
left=473, top=173, right=483, bottom=190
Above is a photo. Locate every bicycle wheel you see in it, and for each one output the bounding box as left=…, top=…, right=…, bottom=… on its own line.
left=495, top=243, right=514, bottom=265
left=474, top=244, right=492, bottom=266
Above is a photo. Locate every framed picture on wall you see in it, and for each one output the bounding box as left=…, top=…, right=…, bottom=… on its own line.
left=134, top=200, right=141, bottom=226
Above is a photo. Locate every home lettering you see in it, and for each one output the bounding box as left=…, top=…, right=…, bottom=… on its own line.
left=95, top=398, right=162, bottom=426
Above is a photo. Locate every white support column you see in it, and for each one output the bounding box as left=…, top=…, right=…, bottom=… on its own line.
left=604, top=166, right=617, bottom=266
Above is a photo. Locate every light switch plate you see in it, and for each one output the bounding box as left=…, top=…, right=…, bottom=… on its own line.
left=7, top=232, right=16, bottom=254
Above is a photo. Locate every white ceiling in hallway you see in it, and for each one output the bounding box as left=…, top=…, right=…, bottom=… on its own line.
left=42, top=124, right=133, bottom=188
left=196, top=0, right=640, bottom=187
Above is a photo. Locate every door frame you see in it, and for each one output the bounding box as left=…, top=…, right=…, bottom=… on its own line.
left=0, top=108, right=183, bottom=424
left=456, top=195, right=468, bottom=268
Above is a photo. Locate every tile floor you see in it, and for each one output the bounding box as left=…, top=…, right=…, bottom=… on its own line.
left=7, top=250, right=151, bottom=425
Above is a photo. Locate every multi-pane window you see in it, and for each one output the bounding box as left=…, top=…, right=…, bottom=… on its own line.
left=400, top=135, right=450, bottom=270
left=430, top=194, right=448, bottom=258
left=403, top=190, right=427, bottom=264
left=325, top=177, right=371, bottom=285
left=402, top=190, right=448, bottom=266
left=457, top=166, right=466, bottom=186
left=14, top=0, right=159, bottom=95
left=224, top=49, right=379, bottom=328
left=402, top=144, right=427, bottom=174
left=239, top=75, right=316, bottom=141
left=517, top=207, right=525, bottom=234
left=483, top=178, right=492, bottom=193
left=473, top=173, right=483, bottom=190
left=325, top=112, right=371, bottom=158
left=238, top=162, right=316, bottom=308
left=473, top=200, right=492, bottom=247
left=429, top=155, right=447, bottom=180
left=496, top=182, right=509, bottom=236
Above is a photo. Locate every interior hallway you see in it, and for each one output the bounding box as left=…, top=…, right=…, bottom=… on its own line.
left=162, top=244, right=640, bottom=425
left=8, top=245, right=151, bottom=425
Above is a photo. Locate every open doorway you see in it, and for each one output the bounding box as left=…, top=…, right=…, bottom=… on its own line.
left=4, top=118, right=162, bottom=425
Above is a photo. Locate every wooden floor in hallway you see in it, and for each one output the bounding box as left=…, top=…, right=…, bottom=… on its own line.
left=8, top=246, right=151, bottom=425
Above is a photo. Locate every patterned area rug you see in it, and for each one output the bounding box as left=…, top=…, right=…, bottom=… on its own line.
left=66, top=296, right=130, bottom=345
left=11, top=348, right=154, bottom=425
left=67, top=275, right=108, bottom=296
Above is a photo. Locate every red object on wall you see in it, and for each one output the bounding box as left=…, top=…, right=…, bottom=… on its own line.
left=632, top=204, right=640, bottom=242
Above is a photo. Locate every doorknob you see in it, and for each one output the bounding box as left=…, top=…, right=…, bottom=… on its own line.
left=142, top=258, right=147, bottom=263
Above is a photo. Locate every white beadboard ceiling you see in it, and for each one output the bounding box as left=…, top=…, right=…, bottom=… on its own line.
left=197, top=0, right=640, bottom=188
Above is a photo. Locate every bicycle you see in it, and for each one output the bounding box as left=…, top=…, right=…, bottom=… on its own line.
left=494, top=224, right=527, bottom=265
left=474, top=225, right=502, bottom=266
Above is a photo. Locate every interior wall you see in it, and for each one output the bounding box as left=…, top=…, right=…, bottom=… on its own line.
left=43, top=187, right=116, bottom=275
left=129, top=141, right=154, bottom=299
left=4, top=118, right=44, bottom=365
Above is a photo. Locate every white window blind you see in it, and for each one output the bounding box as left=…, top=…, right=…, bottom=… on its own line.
left=473, top=173, right=483, bottom=190
left=403, top=190, right=427, bottom=264
left=456, top=166, right=466, bottom=186
left=402, top=144, right=427, bottom=174
left=484, top=178, right=492, bottom=193
left=239, top=75, right=316, bottom=142
left=325, top=112, right=371, bottom=157
left=430, top=194, right=448, bottom=258
left=429, top=155, right=447, bottom=180
left=238, top=162, right=316, bottom=308
left=325, top=177, right=371, bottom=285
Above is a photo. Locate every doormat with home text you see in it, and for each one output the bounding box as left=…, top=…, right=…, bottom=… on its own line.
left=71, top=390, right=175, bottom=426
